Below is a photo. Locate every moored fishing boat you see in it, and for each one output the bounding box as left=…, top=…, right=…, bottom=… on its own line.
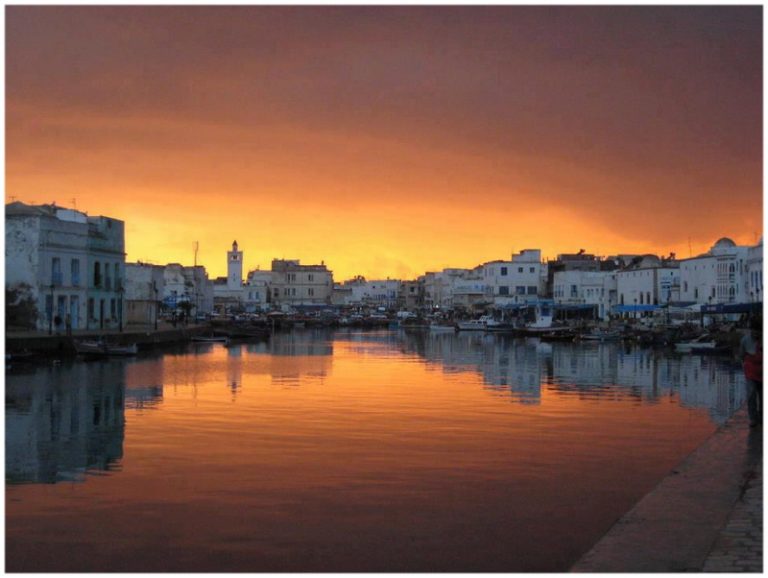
left=191, top=336, right=230, bottom=344
left=429, top=321, right=456, bottom=333
left=456, top=319, right=487, bottom=331
left=675, top=335, right=718, bottom=354
left=74, top=339, right=138, bottom=356
left=580, top=329, right=622, bottom=341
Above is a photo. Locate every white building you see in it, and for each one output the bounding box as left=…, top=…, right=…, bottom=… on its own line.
left=481, top=249, right=547, bottom=305
left=746, top=238, right=763, bottom=303
left=245, top=269, right=273, bottom=311
left=553, top=269, right=618, bottom=320
left=423, top=269, right=472, bottom=309
left=679, top=238, right=750, bottom=306
left=615, top=255, right=679, bottom=318
left=125, top=263, right=165, bottom=326
left=163, top=264, right=214, bottom=317
left=335, top=277, right=401, bottom=308
left=6, top=202, right=125, bottom=332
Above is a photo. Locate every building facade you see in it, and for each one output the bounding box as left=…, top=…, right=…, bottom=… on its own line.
left=270, top=259, right=333, bottom=308
left=615, top=255, right=679, bottom=317
left=6, top=202, right=125, bottom=332
left=481, top=249, right=546, bottom=305
left=679, top=238, right=750, bottom=306
left=553, top=269, right=618, bottom=320
left=125, top=263, right=165, bottom=327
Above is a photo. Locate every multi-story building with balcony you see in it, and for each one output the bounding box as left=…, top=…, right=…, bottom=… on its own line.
left=6, top=202, right=125, bottom=332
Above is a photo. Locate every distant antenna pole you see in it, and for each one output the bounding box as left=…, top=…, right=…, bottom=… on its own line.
left=71, top=198, right=77, bottom=210
left=9, top=196, right=16, bottom=202
left=194, top=241, right=199, bottom=267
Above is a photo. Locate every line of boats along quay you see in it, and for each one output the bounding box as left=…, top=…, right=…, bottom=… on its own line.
left=6, top=298, right=760, bottom=362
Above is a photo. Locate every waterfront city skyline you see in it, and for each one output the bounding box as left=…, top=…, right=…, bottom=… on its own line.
left=6, top=5, right=762, bottom=280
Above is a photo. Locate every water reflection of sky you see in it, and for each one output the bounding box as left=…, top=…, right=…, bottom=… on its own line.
left=6, top=331, right=744, bottom=488
left=5, top=330, right=749, bottom=572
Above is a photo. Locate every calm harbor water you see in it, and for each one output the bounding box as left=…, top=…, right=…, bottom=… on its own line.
left=6, top=330, right=746, bottom=572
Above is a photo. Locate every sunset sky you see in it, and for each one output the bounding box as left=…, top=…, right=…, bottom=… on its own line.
left=6, top=6, right=763, bottom=280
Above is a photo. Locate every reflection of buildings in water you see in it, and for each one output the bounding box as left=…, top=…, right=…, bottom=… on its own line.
left=266, top=333, right=333, bottom=385
left=6, top=362, right=126, bottom=484
left=159, top=336, right=334, bottom=391
left=227, top=345, right=243, bottom=398
left=549, top=342, right=745, bottom=423
left=124, top=359, right=164, bottom=410
left=400, top=333, right=746, bottom=418
left=268, top=331, right=334, bottom=357
left=481, top=339, right=545, bottom=404
left=677, top=356, right=745, bottom=424
left=402, top=333, right=544, bottom=403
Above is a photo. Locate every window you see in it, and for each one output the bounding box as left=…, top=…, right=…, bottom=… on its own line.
left=87, top=298, right=94, bottom=320
left=110, top=299, right=116, bottom=319
left=500, top=267, right=508, bottom=276
left=308, top=288, right=314, bottom=296
left=52, top=258, right=62, bottom=286
left=114, top=263, right=120, bottom=290
left=94, top=262, right=101, bottom=287
left=518, top=267, right=523, bottom=273
left=527, top=286, right=537, bottom=295
left=516, top=286, right=526, bottom=295
left=71, top=259, right=80, bottom=287
left=499, top=286, right=509, bottom=296
left=530, top=267, right=535, bottom=273
left=308, top=274, right=313, bottom=281
left=640, top=293, right=644, bottom=304
left=105, top=262, right=112, bottom=290
left=570, top=285, right=578, bottom=298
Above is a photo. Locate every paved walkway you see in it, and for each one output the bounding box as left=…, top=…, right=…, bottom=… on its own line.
left=703, top=443, right=762, bottom=572
left=572, top=409, right=762, bottom=572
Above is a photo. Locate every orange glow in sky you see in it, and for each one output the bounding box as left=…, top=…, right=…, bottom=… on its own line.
left=6, top=6, right=762, bottom=280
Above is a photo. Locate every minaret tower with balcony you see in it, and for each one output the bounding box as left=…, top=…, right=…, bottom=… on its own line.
left=227, top=240, right=243, bottom=289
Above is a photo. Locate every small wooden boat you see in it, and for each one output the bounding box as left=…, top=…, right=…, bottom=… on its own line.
left=74, top=340, right=138, bottom=356
left=675, top=336, right=719, bottom=354
left=191, top=336, right=230, bottom=344
left=580, top=329, right=622, bottom=341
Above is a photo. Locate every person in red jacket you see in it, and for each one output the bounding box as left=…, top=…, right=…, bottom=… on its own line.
left=739, top=317, right=763, bottom=427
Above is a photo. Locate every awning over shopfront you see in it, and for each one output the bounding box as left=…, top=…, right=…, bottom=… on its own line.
left=612, top=304, right=660, bottom=313
left=700, top=302, right=762, bottom=315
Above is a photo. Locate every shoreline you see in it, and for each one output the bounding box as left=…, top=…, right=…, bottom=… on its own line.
left=571, top=407, right=762, bottom=572
left=5, top=324, right=212, bottom=356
